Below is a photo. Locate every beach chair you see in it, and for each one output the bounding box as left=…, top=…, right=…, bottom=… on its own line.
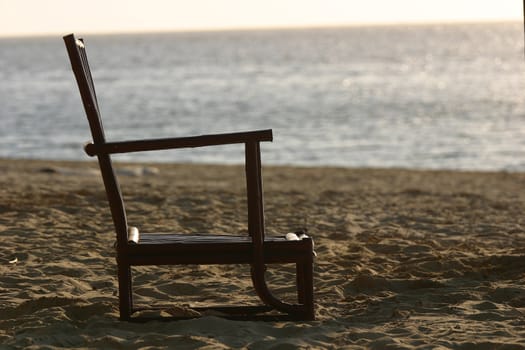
left=63, top=33, right=315, bottom=321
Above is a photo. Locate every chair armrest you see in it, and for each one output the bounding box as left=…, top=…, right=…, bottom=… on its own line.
left=84, top=129, right=273, bottom=156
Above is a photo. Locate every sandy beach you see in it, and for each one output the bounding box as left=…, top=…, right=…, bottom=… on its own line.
left=1, top=158, right=525, bottom=349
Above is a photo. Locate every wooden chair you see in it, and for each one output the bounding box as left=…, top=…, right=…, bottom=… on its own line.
left=63, top=34, right=315, bottom=321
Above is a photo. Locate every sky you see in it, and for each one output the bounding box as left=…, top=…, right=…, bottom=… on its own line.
left=0, top=0, right=522, bottom=37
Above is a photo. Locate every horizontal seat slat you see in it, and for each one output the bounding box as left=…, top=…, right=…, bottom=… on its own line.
left=136, top=233, right=292, bottom=245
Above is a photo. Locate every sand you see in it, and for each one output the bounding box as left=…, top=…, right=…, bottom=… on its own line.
left=1, top=158, right=525, bottom=349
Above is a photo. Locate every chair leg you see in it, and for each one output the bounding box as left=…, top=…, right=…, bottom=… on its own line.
left=302, top=260, right=315, bottom=320
left=117, top=263, right=133, bottom=321
left=296, top=262, right=306, bottom=304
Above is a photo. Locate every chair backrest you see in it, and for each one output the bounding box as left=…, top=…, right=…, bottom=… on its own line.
left=64, top=34, right=129, bottom=246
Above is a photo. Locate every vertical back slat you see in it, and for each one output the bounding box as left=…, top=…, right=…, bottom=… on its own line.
left=64, top=34, right=105, bottom=143
left=77, top=39, right=101, bottom=114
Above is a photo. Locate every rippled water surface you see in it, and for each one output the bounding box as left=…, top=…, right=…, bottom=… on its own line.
left=1, top=23, right=525, bottom=170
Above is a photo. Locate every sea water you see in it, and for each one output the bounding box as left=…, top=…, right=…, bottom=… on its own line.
left=1, top=22, right=525, bottom=171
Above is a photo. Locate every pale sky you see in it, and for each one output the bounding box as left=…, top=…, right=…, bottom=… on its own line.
left=0, top=0, right=522, bottom=37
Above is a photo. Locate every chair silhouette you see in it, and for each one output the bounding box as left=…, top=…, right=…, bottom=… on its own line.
left=63, top=33, right=315, bottom=321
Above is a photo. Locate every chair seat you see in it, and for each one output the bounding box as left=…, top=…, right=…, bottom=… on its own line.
left=124, top=233, right=313, bottom=265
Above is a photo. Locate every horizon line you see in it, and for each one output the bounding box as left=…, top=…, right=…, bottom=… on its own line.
left=0, top=18, right=521, bottom=39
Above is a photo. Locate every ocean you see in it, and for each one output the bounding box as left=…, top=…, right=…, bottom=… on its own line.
left=1, top=22, right=525, bottom=171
